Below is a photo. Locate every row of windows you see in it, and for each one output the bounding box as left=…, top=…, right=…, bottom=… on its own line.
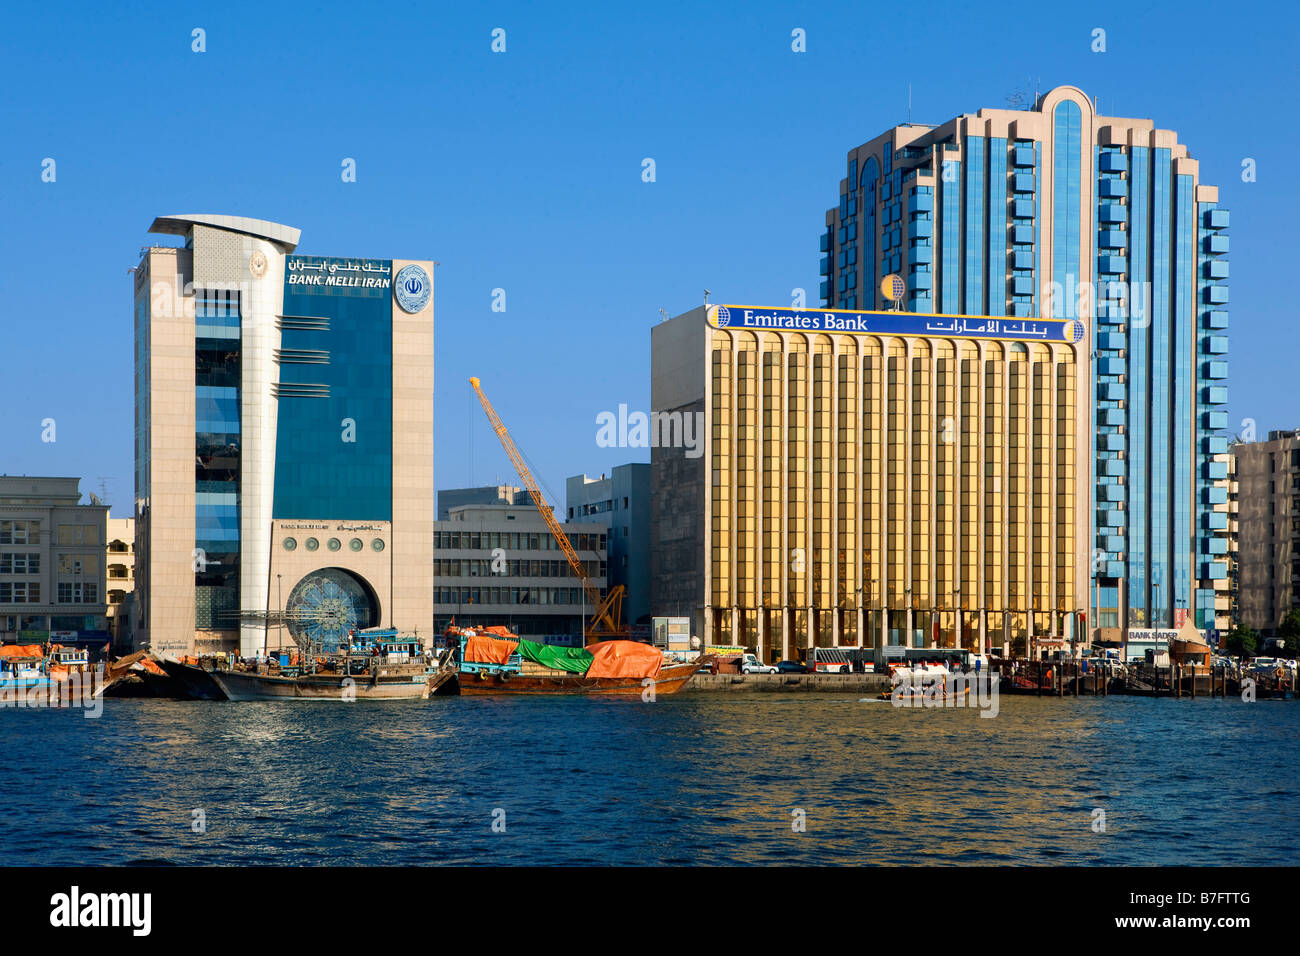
left=433, top=587, right=585, bottom=607
left=0, top=521, right=41, bottom=545
left=433, top=530, right=606, bottom=553
left=432, top=558, right=603, bottom=579
left=57, top=582, right=98, bottom=604
left=282, top=536, right=382, bottom=554
left=0, top=553, right=104, bottom=575
left=0, top=582, right=40, bottom=603
left=0, top=553, right=40, bottom=575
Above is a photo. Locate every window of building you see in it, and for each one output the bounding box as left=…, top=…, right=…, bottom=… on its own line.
left=0, top=553, right=39, bottom=575
left=0, top=521, right=41, bottom=545
left=57, top=525, right=99, bottom=546
left=0, top=582, right=40, bottom=603
left=57, top=582, right=98, bottom=604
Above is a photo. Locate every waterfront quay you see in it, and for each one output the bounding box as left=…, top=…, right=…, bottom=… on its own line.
left=686, top=661, right=1295, bottom=698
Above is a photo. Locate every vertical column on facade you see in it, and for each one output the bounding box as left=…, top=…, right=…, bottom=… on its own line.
left=737, top=336, right=757, bottom=656
left=761, top=337, right=782, bottom=662
left=836, top=337, right=859, bottom=648
left=778, top=337, right=791, bottom=662
left=886, top=339, right=907, bottom=644
left=1057, top=349, right=1077, bottom=641
left=917, top=340, right=933, bottom=645
left=829, top=337, right=840, bottom=648
left=862, top=338, right=884, bottom=654
left=786, top=337, right=808, bottom=654
left=961, top=340, right=981, bottom=652
left=1008, top=345, right=1027, bottom=652
left=935, top=340, right=956, bottom=647
left=1031, top=346, right=1050, bottom=639
left=985, top=343, right=1006, bottom=653
left=709, top=333, right=732, bottom=646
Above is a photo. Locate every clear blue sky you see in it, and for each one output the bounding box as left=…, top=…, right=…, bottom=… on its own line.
left=2, top=0, right=1295, bottom=517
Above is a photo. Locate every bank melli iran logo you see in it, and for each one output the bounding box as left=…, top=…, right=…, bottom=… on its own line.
left=1062, top=319, right=1087, bottom=344
left=394, top=264, right=431, bottom=313
left=50, top=886, right=151, bottom=936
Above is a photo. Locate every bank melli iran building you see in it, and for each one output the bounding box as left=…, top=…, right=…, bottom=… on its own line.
left=133, top=215, right=433, bottom=658
left=652, top=304, right=1088, bottom=662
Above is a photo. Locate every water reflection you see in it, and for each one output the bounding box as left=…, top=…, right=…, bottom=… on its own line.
left=0, top=695, right=1295, bottom=865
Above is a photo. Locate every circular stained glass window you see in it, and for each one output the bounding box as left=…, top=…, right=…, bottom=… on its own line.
left=284, top=568, right=377, bottom=652
left=283, top=537, right=297, bottom=551
left=327, top=538, right=341, bottom=551
left=305, top=537, right=319, bottom=551
left=371, top=538, right=385, bottom=552
left=349, top=538, right=363, bottom=552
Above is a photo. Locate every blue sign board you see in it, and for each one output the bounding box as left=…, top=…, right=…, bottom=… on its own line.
left=708, top=304, right=1085, bottom=345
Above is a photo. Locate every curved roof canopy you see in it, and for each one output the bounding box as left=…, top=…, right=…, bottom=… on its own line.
left=149, top=214, right=300, bottom=253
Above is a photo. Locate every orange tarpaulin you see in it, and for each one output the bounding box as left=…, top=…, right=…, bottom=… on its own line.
left=48, top=665, right=70, bottom=681
left=464, top=634, right=519, bottom=665
left=138, top=657, right=167, bottom=676
left=0, top=644, right=44, bottom=660
left=584, top=640, right=663, bottom=680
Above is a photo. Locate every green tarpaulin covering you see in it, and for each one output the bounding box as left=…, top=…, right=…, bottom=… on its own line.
left=514, top=638, right=593, bottom=674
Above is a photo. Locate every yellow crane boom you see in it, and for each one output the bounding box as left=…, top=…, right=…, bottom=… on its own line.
left=469, top=377, right=625, bottom=640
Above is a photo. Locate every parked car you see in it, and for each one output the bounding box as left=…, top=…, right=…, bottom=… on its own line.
left=775, top=660, right=807, bottom=673
left=740, top=653, right=778, bottom=674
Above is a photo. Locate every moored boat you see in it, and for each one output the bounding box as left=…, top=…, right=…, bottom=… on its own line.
left=209, top=630, right=436, bottom=701
left=156, top=657, right=229, bottom=700
left=439, top=625, right=708, bottom=696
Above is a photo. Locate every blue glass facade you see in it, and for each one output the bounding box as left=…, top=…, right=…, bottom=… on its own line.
left=987, top=137, right=1007, bottom=312
left=1196, top=202, right=1231, bottom=627
left=195, top=290, right=241, bottom=629
left=940, top=149, right=961, bottom=313
left=821, top=89, right=1229, bottom=636
left=1051, top=102, right=1082, bottom=319
left=1173, top=175, right=1196, bottom=624
left=275, top=257, right=394, bottom=521
left=1126, top=146, right=1150, bottom=624
left=963, top=136, right=985, bottom=314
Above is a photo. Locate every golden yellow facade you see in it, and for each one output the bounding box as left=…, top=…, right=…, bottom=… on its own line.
left=705, top=328, right=1082, bottom=660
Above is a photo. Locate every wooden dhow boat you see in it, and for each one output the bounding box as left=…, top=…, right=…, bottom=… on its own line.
left=439, top=625, right=707, bottom=696
left=210, top=630, right=439, bottom=701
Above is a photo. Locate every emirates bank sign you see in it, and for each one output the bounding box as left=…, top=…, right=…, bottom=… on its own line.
left=707, top=304, right=1083, bottom=344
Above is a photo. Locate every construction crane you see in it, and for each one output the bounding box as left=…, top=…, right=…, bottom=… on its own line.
left=469, top=377, right=626, bottom=642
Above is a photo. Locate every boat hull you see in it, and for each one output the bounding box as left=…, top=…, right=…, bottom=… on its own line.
left=209, top=668, right=430, bottom=701
left=452, top=660, right=700, bottom=696
left=157, top=659, right=229, bottom=700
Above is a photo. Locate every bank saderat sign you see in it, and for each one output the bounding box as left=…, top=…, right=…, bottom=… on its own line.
left=708, top=304, right=1085, bottom=345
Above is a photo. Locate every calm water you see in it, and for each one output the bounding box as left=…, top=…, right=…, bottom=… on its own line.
left=1, top=693, right=1296, bottom=865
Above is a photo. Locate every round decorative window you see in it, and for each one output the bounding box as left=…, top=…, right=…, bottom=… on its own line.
left=327, top=538, right=341, bottom=551
left=305, top=537, right=319, bottom=552
left=371, top=538, right=385, bottom=552
left=349, top=538, right=363, bottom=552
left=283, top=537, right=297, bottom=551
left=284, top=568, right=378, bottom=652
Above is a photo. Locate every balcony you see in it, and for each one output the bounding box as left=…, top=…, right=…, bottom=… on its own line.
left=1203, top=234, right=1229, bottom=254
left=1203, top=209, right=1230, bottom=229
left=1099, top=152, right=1128, bottom=173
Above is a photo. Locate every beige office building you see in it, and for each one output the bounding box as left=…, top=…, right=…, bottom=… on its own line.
left=134, top=215, right=434, bottom=657
left=0, top=477, right=109, bottom=647
left=1232, top=430, right=1300, bottom=637
left=651, top=304, right=1087, bottom=662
